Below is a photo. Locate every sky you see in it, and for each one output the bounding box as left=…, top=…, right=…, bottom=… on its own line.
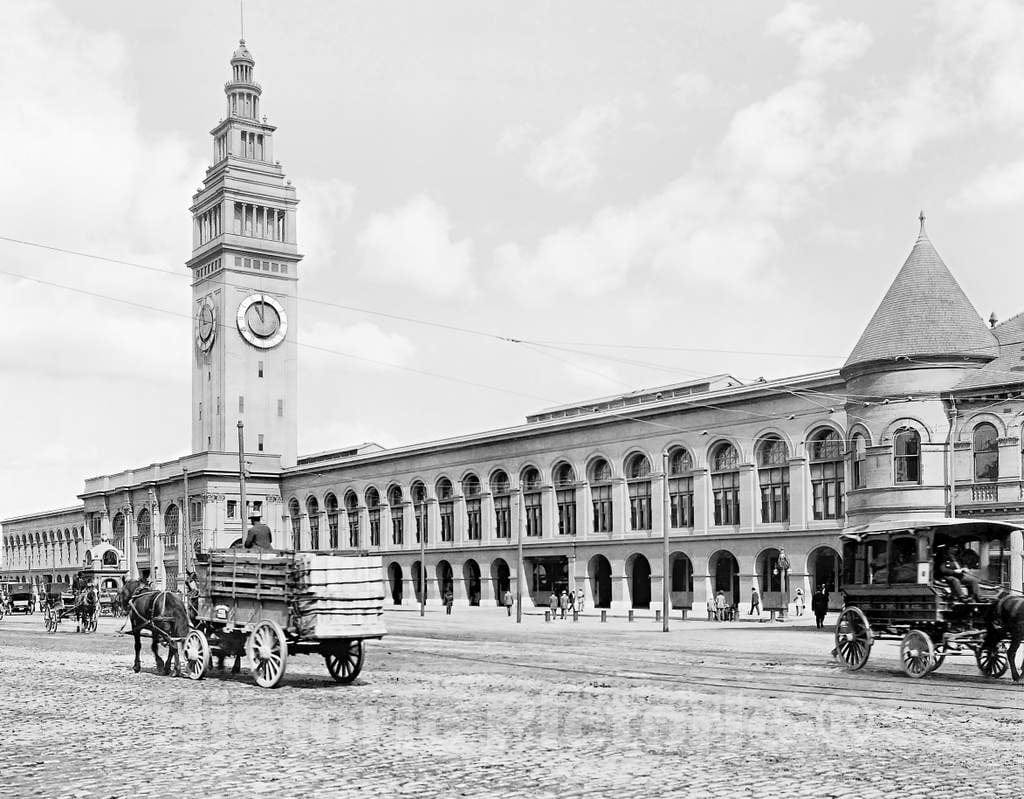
left=4, top=0, right=1024, bottom=517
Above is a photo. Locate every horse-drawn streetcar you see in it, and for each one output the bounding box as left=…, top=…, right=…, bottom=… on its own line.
left=834, top=519, right=1021, bottom=679
left=182, top=549, right=386, bottom=688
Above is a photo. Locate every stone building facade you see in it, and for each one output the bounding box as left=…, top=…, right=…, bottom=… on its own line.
left=3, top=41, right=1023, bottom=612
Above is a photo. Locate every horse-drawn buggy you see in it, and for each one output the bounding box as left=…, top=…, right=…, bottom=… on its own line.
left=42, top=582, right=99, bottom=633
left=179, top=548, right=386, bottom=688
left=834, top=519, right=1021, bottom=679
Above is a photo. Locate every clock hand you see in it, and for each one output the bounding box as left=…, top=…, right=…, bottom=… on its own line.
left=256, top=297, right=265, bottom=324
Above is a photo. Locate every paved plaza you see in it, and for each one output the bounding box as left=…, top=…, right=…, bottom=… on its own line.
left=1, top=607, right=1022, bottom=798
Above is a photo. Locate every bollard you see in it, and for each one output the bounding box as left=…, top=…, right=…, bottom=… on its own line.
left=680, top=609, right=687, bottom=620
left=628, top=609, right=634, bottom=622
left=573, top=610, right=579, bottom=622
left=600, top=609, right=607, bottom=622
left=544, top=610, right=551, bottom=622
left=655, top=609, right=661, bottom=622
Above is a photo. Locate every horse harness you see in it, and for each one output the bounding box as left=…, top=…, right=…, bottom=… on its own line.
left=127, top=588, right=185, bottom=646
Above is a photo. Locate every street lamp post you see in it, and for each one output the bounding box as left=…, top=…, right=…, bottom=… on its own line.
left=516, top=487, right=524, bottom=624
left=662, top=450, right=670, bottom=632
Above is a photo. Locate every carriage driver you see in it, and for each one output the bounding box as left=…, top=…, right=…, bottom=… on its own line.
left=936, top=543, right=981, bottom=602
left=244, top=512, right=273, bottom=550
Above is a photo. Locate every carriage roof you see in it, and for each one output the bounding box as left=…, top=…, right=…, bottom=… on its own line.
left=840, top=518, right=1023, bottom=545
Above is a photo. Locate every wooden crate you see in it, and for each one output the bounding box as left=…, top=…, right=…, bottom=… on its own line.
left=290, top=553, right=386, bottom=639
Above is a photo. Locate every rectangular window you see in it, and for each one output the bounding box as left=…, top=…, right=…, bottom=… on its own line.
left=759, top=467, right=790, bottom=523
left=198, top=402, right=202, bottom=421
left=415, top=505, right=429, bottom=543
left=466, top=499, right=482, bottom=540
left=216, top=396, right=221, bottom=414
left=277, top=399, right=284, bottom=417
left=668, top=476, right=694, bottom=528
left=628, top=481, right=652, bottom=531
left=369, top=509, right=381, bottom=547
left=591, top=485, right=613, bottom=533
left=524, top=491, right=542, bottom=537
left=327, top=512, right=339, bottom=549
left=258, top=361, right=263, bottom=378
left=238, top=395, right=244, bottom=413
left=348, top=514, right=360, bottom=548
left=227, top=500, right=237, bottom=519
left=556, top=488, right=576, bottom=535
left=493, top=496, right=511, bottom=538
left=712, top=472, right=740, bottom=525
left=309, top=513, right=320, bottom=551
left=391, top=512, right=404, bottom=546
left=257, top=434, right=264, bottom=452
left=233, top=203, right=243, bottom=235
left=440, top=502, right=454, bottom=542
left=811, top=461, right=845, bottom=521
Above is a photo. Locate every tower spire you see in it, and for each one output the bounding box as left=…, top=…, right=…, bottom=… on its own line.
left=240, top=0, right=244, bottom=42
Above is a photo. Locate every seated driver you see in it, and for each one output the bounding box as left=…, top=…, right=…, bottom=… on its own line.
left=935, top=543, right=981, bottom=602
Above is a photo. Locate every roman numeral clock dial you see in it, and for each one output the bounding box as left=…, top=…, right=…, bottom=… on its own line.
left=237, top=293, right=288, bottom=349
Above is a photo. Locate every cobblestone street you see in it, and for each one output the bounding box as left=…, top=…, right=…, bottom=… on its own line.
left=2, top=608, right=1022, bottom=798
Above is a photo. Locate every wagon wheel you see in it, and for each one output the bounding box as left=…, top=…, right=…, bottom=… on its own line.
left=834, top=607, right=873, bottom=670
left=928, top=644, right=947, bottom=674
left=42, top=607, right=51, bottom=629
left=324, top=639, right=364, bottom=684
left=183, top=629, right=211, bottom=681
left=88, top=607, right=100, bottom=633
left=975, top=639, right=1010, bottom=678
left=245, top=620, right=288, bottom=689
left=900, top=629, right=936, bottom=678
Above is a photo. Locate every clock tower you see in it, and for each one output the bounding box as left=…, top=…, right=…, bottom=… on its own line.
left=188, top=40, right=300, bottom=467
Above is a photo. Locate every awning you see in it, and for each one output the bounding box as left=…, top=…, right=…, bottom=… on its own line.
left=841, top=517, right=1024, bottom=542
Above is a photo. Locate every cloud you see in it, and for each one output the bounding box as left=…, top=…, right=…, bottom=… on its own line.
left=496, top=122, right=537, bottom=154
left=673, top=71, right=714, bottom=105
left=767, top=2, right=873, bottom=75
left=951, top=159, right=1024, bottom=209
left=356, top=195, right=474, bottom=297
left=304, top=320, right=415, bottom=371
left=297, top=178, right=356, bottom=272
left=525, top=103, right=621, bottom=193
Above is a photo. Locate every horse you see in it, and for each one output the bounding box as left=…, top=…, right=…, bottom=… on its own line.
left=984, top=590, right=1024, bottom=683
left=75, top=585, right=98, bottom=632
left=116, top=579, right=189, bottom=677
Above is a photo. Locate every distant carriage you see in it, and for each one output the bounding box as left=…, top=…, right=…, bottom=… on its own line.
left=183, top=548, right=386, bottom=688
left=4, top=584, right=35, bottom=615
left=40, top=581, right=99, bottom=633
left=833, top=519, right=1021, bottom=678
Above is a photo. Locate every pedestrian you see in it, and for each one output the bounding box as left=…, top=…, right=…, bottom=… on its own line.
left=811, top=585, right=829, bottom=629
left=576, top=588, right=585, bottom=615
left=749, top=586, right=761, bottom=617
left=559, top=590, right=569, bottom=619
left=714, top=590, right=727, bottom=622
left=793, top=587, right=805, bottom=617
left=568, top=589, right=576, bottom=613
left=503, top=589, right=514, bottom=617
left=444, top=588, right=454, bottom=615
left=549, top=590, right=558, bottom=620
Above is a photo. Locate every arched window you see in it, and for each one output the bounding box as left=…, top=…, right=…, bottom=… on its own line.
left=553, top=463, right=576, bottom=536
left=324, top=493, right=339, bottom=549
left=288, top=497, right=302, bottom=550
left=345, top=491, right=360, bottom=548
left=711, top=443, right=740, bottom=525
left=366, top=488, right=381, bottom=547
left=810, top=429, right=844, bottom=521
left=668, top=448, right=694, bottom=529
left=521, top=467, right=542, bottom=537
left=589, top=458, right=613, bottom=533
left=137, top=509, right=151, bottom=553
left=306, top=496, right=320, bottom=550
left=489, top=471, right=510, bottom=539
left=758, top=437, right=790, bottom=523
left=973, top=423, right=999, bottom=481
left=436, top=478, right=454, bottom=542
left=625, top=453, right=652, bottom=531
left=463, top=475, right=482, bottom=541
left=411, top=481, right=429, bottom=544
left=851, top=432, right=867, bottom=489
left=163, top=505, right=180, bottom=550
left=893, top=428, right=921, bottom=484
left=388, top=485, right=404, bottom=546
left=112, top=512, right=125, bottom=550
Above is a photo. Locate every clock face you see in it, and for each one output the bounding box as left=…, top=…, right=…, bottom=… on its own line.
left=196, top=300, right=217, bottom=350
left=237, top=293, right=288, bottom=349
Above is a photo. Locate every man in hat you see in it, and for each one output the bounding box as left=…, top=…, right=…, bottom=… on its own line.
left=243, top=512, right=273, bottom=550
left=936, top=542, right=979, bottom=602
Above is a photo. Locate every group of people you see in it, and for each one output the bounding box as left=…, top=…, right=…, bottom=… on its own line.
left=547, top=588, right=585, bottom=619
left=705, top=584, right=832, bottom=627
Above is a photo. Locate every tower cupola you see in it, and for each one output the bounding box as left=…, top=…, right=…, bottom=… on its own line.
left=226, top=39, right=261, bottom=121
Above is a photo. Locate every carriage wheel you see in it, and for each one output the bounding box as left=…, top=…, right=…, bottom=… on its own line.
left=975, top=639, right=1010, bottom=678
left=246, top=620, right=288, bottom=689
left=834, top=607, right=873, bottom=670
left=928, top=644, right=947, bottom=674
left=900, top=629, right=936, bottom=678
left=324, top=639, right=364, bottom=684
left=183, top=629, right=211, bottom=680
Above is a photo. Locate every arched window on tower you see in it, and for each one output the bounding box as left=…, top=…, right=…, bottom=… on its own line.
left=893, top=428, right=921, bottom=484
left=810, top=429, right=844, bottom=521
left=851, top=433, right=868, bottom=489
left=973, top=423, right=999, bottom=481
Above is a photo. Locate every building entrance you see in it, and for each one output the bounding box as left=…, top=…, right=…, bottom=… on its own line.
left=526, top=556, right=568, bottom=605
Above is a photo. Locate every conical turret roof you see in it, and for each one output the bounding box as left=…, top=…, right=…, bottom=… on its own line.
left=843, top=219, right=998, bottom=373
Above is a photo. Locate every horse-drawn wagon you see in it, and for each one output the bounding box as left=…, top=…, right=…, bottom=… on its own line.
left=833, top=519, right=1020, bottom=678
left=182, top=548, right=386, bottom=688
left=42, top=583, right=98, bottom=633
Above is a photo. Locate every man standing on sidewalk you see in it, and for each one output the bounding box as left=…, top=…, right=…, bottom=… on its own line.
left=503, top=589, right=514, bottom=617
left=749, top=585, right=761, bottom=617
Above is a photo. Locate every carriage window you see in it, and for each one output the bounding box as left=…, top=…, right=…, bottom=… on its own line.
left=890, top=538, right=917, bottom=584
left=893, top=428, right=921, bottom=484
left=867, top=540, right=888, bottom=584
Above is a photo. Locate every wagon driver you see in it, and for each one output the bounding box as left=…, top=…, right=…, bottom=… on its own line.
left=244, top=512, right=273, bottom=550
